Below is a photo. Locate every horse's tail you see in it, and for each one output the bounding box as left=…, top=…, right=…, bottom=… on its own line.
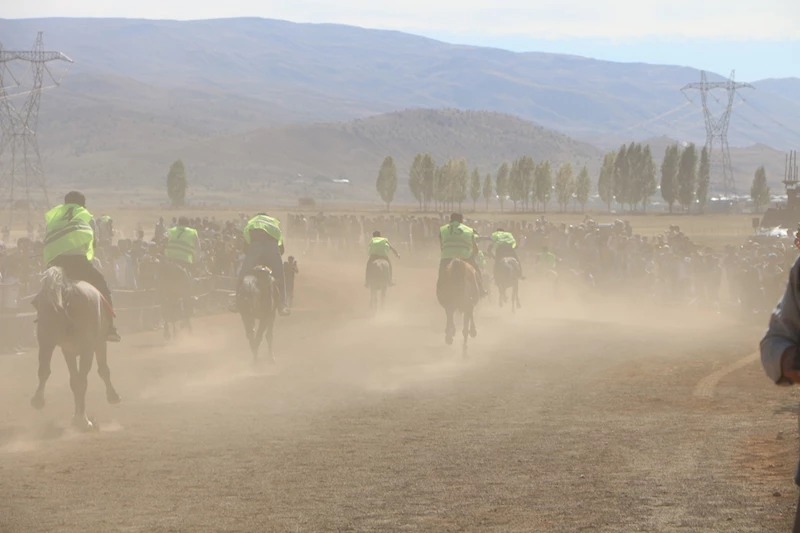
left=39, top=266, right=68, bottom=315
left=237, top=275, right=261, bottom=315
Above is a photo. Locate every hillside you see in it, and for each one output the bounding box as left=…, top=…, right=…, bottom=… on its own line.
left=44, top=109, right=601, bottom=204
left=1, top=17, right=798, bottom=150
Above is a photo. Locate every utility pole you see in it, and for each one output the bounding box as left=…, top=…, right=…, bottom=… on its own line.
left=681, top=70, right=753, bottom=199
left=0, top=31, right=72, bottom=224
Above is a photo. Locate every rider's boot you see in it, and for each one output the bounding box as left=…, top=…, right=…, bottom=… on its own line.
left=107, top=320, right=121, bottom=342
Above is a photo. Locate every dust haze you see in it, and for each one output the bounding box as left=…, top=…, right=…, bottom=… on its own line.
left=0, top=251, right=793, bottom=532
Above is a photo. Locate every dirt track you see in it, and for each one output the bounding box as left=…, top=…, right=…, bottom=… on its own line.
left=1, top=258, right=799, bottom=532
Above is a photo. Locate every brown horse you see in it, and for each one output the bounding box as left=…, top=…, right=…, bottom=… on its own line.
left=31, top=266, right=120, bottom=431
left=437, top=258, right=480, bottom=353
left=366, top=258, right=391, bottom=311
left=494, top=256, right=522, bottom=312
left=237, top=266, right=278, bottom=363
left=157, top=259, right=194, bottom=340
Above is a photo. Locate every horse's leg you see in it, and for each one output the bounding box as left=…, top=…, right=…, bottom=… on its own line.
left=95, top=341, right=121, bottom=404
left=65, top=348, right=93, bottom=430
left=381, top=287, right=386, bottom=309
left=445, top=308, right=455, bottom=345
left=241, top=313, right=256, bottom=356
left=468, top=306, right=477, bottom=338
left=514, top=281, right=522, bottom=309
left=263, top=313, right=276, bottom=363
left=253, top=316, right=268, bottom=361
left=31, top=340, right=56, bottom=410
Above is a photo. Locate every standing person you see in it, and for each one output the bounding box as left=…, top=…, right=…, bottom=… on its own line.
left=761, top=230, right=800, bottom=528
left=231, top=213, right=289, bottom=316
left=365, top=231, right=400, bottom=288
left=41, top=191, right=120, bottom=342
left=284, top=255, right=299, bottom=308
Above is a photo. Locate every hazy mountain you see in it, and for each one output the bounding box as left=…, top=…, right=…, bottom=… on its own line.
left=1, top=17, right=798, bottom=150
left=43, top=108, right=601, bottom=204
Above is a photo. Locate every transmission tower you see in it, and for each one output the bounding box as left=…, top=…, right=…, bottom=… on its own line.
left=681, top=70, right=753, bottom=199
left=0, top=31, right=72, bottom=224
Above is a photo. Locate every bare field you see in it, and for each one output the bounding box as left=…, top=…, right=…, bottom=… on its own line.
left=0, top=253, right=797, bottom=533
left=1, top=203, right=758, bottom=250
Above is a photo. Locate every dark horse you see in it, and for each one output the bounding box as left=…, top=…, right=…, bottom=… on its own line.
left=31, top=266, right=121, bottom=431
left=495, top=257, right=522, bottom=312
left=237, top=266, right=278, bottom=363
left=437, top=258, right=480, bottom=354
left=366, top=258, right=391, bottom=311
left=157, top=259, right=194, bottom=340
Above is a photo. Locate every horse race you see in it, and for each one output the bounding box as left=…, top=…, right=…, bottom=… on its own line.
left=1, top=7, right=799, bottom=533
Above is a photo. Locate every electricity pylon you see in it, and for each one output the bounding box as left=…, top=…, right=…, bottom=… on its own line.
left=0, top=31, right=72, bottom=224
left=681, top=70, right=753, bottom=199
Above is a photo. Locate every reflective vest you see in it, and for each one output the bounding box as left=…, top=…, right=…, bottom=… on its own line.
left=440, top=222, right=475, bottom=259
left=492, top=231, right=517, bottom=249
left=165, top=226, right=198, bottom=264
left=368, top=237, right=390, bottom=258
left=477, top=251, right=487, bottom=267
left=43, top=204, right=95, bottom=265
left=537, top=252, right=557, bottom=271
left=244, top=215, right=282, bottom=246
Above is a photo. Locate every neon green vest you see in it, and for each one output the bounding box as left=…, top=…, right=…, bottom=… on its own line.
left=492, top=231, right=517, bottom=249
left=43, top=204, right=95, bottom=265
left=368, top=237, right=390, bottom=257
left=165, top=226, right=198, bottom=264
left=537, top=252, right=557, bottom=271
left=440, top=223, right=475, bottom=259
left=244, top=215, right=282, bottom=246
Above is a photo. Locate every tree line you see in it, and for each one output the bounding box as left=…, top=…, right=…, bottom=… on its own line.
left=376, top=145, right=773, bottom=213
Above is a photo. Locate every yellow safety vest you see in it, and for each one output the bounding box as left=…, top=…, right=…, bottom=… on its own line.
left=165, top=226, right=198, bottom=264
left=440, top=223, right=475, bottom=260
left=43, top=204, right=95, bottom=265
left=492, top=231, right=517, bottom=249
left=244, top=215, right=283, bottom=246
left=368, top=237, right=390, bottom=257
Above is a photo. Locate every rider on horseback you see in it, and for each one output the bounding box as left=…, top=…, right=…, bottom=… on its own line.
left=164, top=216, right=201, bottom=268
left=42, top=191, right=121, bottom=342
left=437, top=213, right=488, bottom=296
left=231, top=213, right=290, bottom=316
left=365, top=231, right=400, bottom=288
left=489, top=228, right=525, bottom=280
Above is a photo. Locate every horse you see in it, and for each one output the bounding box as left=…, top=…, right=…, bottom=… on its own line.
left=494, top=256, right=522, bottom=312
left=366, top=258, right=391, bottom=310
left=237, top=266, right=277, bottom=363
left=436, top=258, right=480, bottom=354
left=157, top=258, right=194, bottom=340
left=30, top=266, right=121, bottom=431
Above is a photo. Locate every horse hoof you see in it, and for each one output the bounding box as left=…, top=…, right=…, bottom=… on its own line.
left=469, top=329, right=477, bottom=338
left=107, top=392, right=122, bottom=405
left=445, top=336, right=454, bottom=346
left=71, top=416, right=93, bottom=432
left=30, top=394, right=45, bottom=410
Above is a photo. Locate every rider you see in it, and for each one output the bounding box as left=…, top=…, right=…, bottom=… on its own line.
left=164, top=216, right=201, bottom=269
left=365, top=230, right=400, bottom=288
left=535, top=245, right=558, bottom=275
left=437, top=213, right=488, bottom=296
left=231, top=213, right=290, bottom=316
left=490, top=227, right=525, bottom=279
left=42, top=191, right=121, bottom=342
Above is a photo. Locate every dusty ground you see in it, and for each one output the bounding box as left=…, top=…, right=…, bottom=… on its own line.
left=1, top=256, right=798, bottom=532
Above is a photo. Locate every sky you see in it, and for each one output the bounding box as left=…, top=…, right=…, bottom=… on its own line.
left=5, top=0, right=799, bottom=80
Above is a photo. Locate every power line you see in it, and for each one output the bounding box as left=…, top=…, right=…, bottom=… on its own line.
left=681, top=70, right=754, bottom=198
left=0, top=32, right=73, bottom=223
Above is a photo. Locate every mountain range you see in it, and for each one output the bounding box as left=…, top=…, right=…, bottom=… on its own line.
left=0, top=17, right=797, bottom=203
